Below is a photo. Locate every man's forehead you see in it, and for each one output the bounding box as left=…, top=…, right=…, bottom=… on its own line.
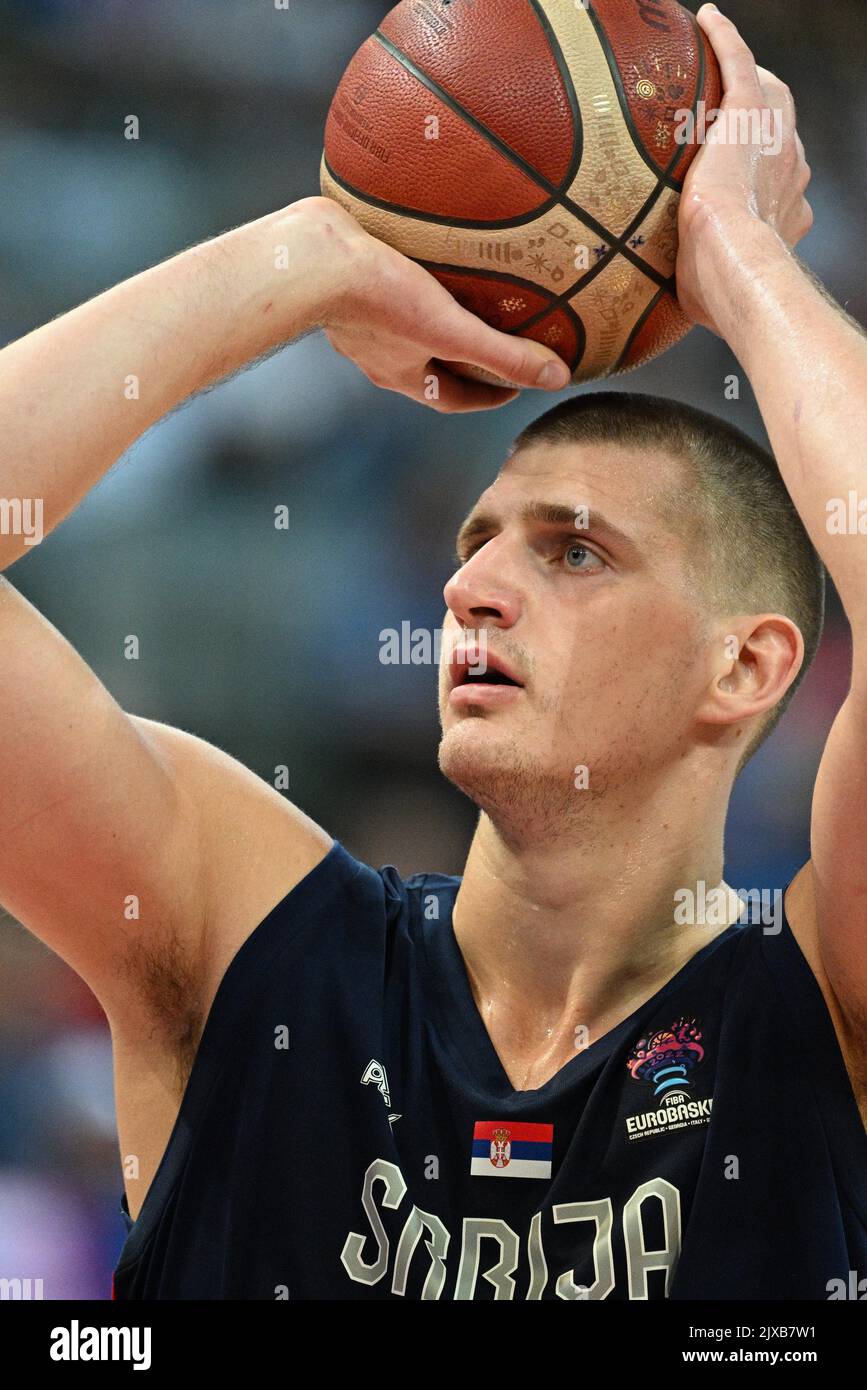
left=473, top=438, right=687, bottom=528
left=501, top=436, right=684, bottom=489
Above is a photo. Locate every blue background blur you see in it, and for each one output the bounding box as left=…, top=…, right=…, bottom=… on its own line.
left=0, top=0, right=863, bottom=1297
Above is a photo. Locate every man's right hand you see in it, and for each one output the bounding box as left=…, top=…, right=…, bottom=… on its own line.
left=301, top=196, right=572, bottom=412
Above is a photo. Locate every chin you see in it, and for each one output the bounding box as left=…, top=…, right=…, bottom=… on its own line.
left=438, top=717, right=608, bottom=841
left=439, top=716, right=508, bottom=774
left=438, top=722, right=553, bottom=820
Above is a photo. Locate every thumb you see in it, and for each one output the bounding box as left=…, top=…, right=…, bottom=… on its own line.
left=434, top=306, right=573, bottom=392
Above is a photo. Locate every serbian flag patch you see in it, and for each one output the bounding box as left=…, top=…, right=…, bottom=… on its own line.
left=470, top=1120, right=553, bottom=1178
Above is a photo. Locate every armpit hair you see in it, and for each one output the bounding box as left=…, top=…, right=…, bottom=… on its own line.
left=121, top=928, right=206, bottom=1096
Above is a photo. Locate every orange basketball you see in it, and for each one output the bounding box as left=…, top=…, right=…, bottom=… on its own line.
left=321, top=0, right=721, bottom=385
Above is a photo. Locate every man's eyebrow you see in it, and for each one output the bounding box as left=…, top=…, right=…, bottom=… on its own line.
left=454, top=500, right=642, bottom=559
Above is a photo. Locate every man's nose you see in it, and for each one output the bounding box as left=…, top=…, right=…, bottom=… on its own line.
left=443, top=544, right=522, bottom=630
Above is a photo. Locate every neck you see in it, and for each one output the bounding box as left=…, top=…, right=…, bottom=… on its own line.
left=451, top=760, right=740, bottom=1088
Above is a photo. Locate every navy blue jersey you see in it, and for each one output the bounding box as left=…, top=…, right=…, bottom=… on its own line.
left=113, top=841, right=867, bottom=1300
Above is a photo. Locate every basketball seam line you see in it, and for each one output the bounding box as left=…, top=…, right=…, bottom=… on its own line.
left=513, top=217, right=673, bottom=335
left=321, top=156, right=570, bottom=233
left=371, top=28, right=669, bottom=292
left=521, top=0, right=677, bottom=319
left=413, top=257, right=588, bottom=368
left=523, top=0, right=584, bottom=191
left=322, top=149, right=676, bottom=299
left=583, top=0, right=686, bottom=192
left=323, top=150, right=669, bottom=339
left=613, top=282, right=668, bottom=373
left=513, top=1, right=684, bottom=331
left=529, top=2, right=710, bottom=358
left=528, top=0, right=709, bottom=287
left=322, top=151, right=677, bottom=375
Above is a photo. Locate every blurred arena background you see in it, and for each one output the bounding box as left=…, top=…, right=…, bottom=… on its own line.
left=0, top=0, right=863, bottom=1297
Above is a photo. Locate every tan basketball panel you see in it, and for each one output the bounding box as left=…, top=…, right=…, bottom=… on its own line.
left=322, top=158, right=606, bottom=296
left=568, top=257, right=663, bottom=380
left=536, top=0, right=661, bottom=239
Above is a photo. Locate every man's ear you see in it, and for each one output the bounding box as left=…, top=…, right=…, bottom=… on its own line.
left=697, top=615, right=804, bottom=730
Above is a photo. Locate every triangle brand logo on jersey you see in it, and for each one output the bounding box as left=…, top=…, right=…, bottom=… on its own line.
left=470, top=1121, right=553, bottom=1179
left=361, top=1060, right=400, bottom=1123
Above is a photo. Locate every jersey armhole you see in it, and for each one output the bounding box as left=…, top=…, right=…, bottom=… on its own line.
left=760, top=916, right=867, bottom=1232
left=114, top=839, right=368, bottom=1273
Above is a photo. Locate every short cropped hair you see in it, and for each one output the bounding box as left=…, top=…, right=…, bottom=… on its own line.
left=511, top=392, right=826, bottom=774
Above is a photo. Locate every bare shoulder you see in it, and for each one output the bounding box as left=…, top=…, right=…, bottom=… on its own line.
left=116, top=715, right=333, bottom=1051
left=785, top=861, right=867, bottom=1130
left=111, top=719, right=334, bottom=1218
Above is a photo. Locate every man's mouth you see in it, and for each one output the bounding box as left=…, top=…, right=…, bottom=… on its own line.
left=455, top=664, right=522, bottom=687
left=448, top=644, right=525, bottom=698
left=460, top=668, right=520, bottom=686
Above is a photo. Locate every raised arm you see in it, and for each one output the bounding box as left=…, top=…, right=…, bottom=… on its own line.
left=678, top=8, right=867, bottom=1041
left=0, top=196, right=571, bottom=1042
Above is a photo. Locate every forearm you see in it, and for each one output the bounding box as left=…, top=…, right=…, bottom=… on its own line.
left=0, top=198, right=345, bottom=570
left=697, top=212, right=867, bottom=624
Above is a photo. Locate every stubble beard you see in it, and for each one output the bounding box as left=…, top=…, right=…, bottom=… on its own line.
left=437, top=697, right=610, bottom=846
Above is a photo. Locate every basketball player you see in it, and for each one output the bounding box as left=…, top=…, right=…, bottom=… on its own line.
left=1, top=7, right=865, bottom=1299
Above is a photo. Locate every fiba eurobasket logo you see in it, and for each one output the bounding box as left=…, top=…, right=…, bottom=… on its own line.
left=625, top=1018, right=713, bottom=1142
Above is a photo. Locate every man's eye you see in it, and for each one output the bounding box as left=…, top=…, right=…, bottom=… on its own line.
left=563, top=542, right=603, bottom=573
